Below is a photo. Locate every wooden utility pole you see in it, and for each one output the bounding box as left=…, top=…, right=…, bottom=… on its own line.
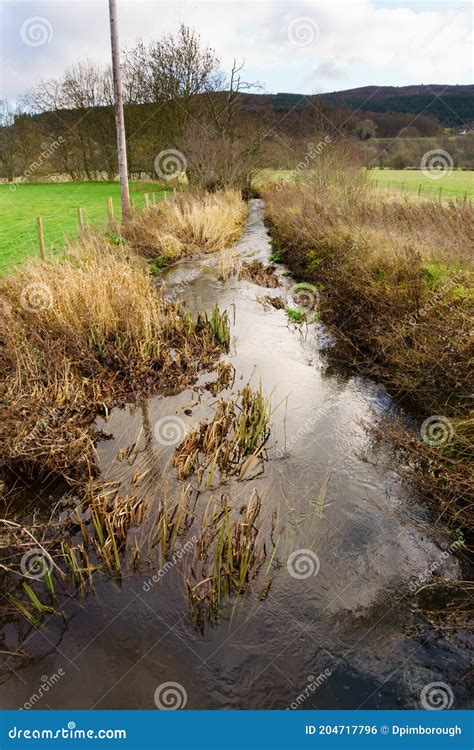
left=108, top=0, right=130, bottom=220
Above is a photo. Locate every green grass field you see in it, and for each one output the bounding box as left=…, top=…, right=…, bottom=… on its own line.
left=256, top=168, right=473, bottom=201
left=369, top=168, right=473, bottom=199
left=0, top=181, right=169, bottom=273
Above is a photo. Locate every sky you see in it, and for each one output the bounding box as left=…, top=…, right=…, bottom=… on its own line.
left=1, top=0, right=472, bottom=102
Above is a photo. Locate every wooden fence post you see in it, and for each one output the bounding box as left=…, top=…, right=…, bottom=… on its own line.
left=36, top=217, right=46, bottom=260
left=152, top=191, right=156, bottom=206
left=107, top=196, right=114, bottom=223
left=418, top=184, right=421, bottom=198
left=78, top=207, right=85, bottom=232
left=144, top=192, right=150, bottom=209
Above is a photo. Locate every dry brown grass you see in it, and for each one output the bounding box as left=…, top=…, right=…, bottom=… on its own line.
left=257, top=294, right=286, bottom=309
left=264, top=180, right=473, bottom=545
left=123, top=189, right=248, bottom=261
left=239, top=260, right=281, bottom=288
left=0, top=236, right=230, bottom=485
left=264, top=182, right=473, bottom=409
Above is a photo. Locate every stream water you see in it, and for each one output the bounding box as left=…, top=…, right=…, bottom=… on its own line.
left=1, top=200, right=471, bottom=710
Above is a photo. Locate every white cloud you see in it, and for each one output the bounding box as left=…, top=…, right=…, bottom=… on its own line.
left=0, top=0, right=471, bottom=101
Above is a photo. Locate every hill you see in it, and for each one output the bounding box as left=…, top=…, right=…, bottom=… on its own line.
left=318, top=84, right=474, bottom=126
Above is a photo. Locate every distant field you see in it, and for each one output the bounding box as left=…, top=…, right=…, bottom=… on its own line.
left=256, top=168, right=473, bottom=201
left=369, top=169, right=473, bottom=199
left=0, top=181, right=169, bottom=273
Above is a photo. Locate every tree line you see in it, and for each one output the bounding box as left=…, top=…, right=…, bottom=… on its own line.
left=1, top=25, right=347, bottom=190
left=2, top=24, right=470, bottom=186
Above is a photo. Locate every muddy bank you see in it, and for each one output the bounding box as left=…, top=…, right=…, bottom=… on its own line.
left=0, top=200, right=471, bottom=710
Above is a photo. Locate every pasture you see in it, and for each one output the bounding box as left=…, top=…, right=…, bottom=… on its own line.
left=256, top=167, right=473, bottom=201
left=370, top=168, right=473, bottom=198
left=0, top=181, right=169, bottom=273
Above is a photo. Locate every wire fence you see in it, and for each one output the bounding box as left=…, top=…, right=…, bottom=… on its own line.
left=0, top=184, right=172, bottom=274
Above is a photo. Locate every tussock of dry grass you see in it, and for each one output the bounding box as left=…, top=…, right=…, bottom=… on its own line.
left=123, top=189, right=248, bottom=261
left=0, top=237, right=229, bottom=484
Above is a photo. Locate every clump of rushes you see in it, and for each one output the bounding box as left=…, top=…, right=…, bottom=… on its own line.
left=196, top=304, right=230, bottom=348
left=264, top=179, right=473, bottom=548
left=186, top=490, right=274, bottom=629
left=218, top=248, right=241, bottom=281
left=123, top=189, right=248, bottom=262
left=206, top=361, right=236, bottom=395
left=0, top=239, right=230, bottom=486
left=5, top=480, right=148, bottom=625
left=151, top=484, right=196, bottom=566
left=173, top=384, right=274, bottom=487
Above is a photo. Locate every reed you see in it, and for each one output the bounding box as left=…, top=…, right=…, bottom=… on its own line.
left=264, top=179, right=473, bottom=549
left=218, top=248, right=241, bottom=281
left=173, top=384, right=273, bottom=487
left=185, top=490, right=271, bottom=627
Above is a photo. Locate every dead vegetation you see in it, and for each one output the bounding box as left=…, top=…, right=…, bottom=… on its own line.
left=123, top=189, right=248, bottom=262
left=239, top=260, right=281, bottom=288
left=257, top=294, right=286, bottom=309
left=0, top=237, right=230, bottom=487
left=2, top=480, right=148, bottom=626
left=264, top=179, right=473, bottom=548
left=173, top=384, right=273, bottom=488
left=218, top=248, right=242, bottom=281
left=205, top=361, right=236, bottom=396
